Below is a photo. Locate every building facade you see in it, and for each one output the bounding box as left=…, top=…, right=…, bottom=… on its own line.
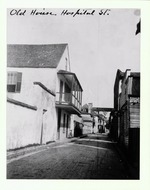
left=110, top=69, right=140, bottom=165
left=7, top=44, right=83, bottom=150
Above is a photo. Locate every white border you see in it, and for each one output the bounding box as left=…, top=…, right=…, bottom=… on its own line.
left=1, top=1, right=150, bottom=190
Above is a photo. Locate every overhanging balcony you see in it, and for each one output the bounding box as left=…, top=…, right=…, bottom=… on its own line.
left=56, top=70, right=83, bottom=115
left=56, top=92, right=82, bottom=115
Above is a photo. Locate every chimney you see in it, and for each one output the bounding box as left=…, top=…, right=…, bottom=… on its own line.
left=88, top=103, right=93, bottom=114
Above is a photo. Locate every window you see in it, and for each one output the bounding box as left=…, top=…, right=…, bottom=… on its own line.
left=7, top=71, right=22, bottom=93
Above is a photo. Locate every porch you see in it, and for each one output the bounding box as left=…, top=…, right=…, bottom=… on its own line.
left=56, top=70, right=83, bottom=115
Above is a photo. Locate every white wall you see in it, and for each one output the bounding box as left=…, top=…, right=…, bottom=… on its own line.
left=56, top=46, right=70, bottom=72
left=7, top=68, right=57, bottom=107
left=36, top=86, right=57, bottom=144
left=82, top=122, right=93, bottom=134
left=7, top=102, right=40, bottom=150
left=7, top=87, right=57, bottom=149
left=56, top=47, right=70, bottom=94
left=7, top=70, right=57, bottom=149
left=93, top=116, right=99, bottom=133
left=7, top=46, right=72, bottom=148
left=57, top=109, right=71, bottom=140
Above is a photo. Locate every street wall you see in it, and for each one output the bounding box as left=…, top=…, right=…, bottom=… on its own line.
left=7, top=102, right=39, bottom=150
left=7, top=84, right=57, bottom=150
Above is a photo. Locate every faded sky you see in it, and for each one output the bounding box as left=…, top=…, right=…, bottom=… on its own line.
left=7, top=8, right=140, bottom=107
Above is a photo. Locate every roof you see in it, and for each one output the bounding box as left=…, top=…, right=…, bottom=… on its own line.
left=130, top=72, right=140, bottom=78
left=57, top=70, right=83, bottom=91
left=82, top=104, right=88, bottom=109
left=7, top=44, right=68, bottom=68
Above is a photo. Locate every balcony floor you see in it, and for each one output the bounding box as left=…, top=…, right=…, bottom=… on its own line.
left=55, top=102, right=81, bottom=115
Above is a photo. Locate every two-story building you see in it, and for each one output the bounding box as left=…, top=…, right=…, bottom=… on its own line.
left=111, top=69, right=140, bottom=166
left=7, top=44, right=83, bottom=150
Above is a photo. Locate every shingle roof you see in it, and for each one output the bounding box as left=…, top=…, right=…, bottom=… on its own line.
left=7, top=44, right=68, bottom=68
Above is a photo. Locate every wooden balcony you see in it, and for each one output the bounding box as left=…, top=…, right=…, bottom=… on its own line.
left=56, top=70, right=83, bottom=115
left=56, top=92, right=82, bottom=115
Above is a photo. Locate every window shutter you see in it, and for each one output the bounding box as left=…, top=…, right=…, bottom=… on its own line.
left=16, top=72, right=22, bottom=92
left=7, top=71, right=22, bottom=93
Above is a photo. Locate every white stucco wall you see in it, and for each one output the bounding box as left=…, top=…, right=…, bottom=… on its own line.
left=56, top=46, right=70, bottom=72
left=7, top=69, right=57, bottom=149
left=36, top=86, right=57, bottom=144
left=93, top=116, right=99, bottom=133
left=7, top=102, right=40, bottom=150
left=7, top=85, right=57, bottom=149
left=7, top=46, right=72, bottom=149
left=7, top=68, right=57, bottom=107
left=56, top=109, right=71, bottom=140
left=56, top=47, right=70, bottom=94
left=82, top=122, right=93, bottom=134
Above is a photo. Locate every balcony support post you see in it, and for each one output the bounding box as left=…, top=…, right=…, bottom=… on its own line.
left=71, top=76, right=74, bottom=104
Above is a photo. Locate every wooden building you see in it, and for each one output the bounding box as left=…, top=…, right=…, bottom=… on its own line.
left=111, top=69, right=140, bottom=167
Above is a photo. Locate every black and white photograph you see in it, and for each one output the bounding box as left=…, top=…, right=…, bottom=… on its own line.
left=6, top=7, right=141, bottom=180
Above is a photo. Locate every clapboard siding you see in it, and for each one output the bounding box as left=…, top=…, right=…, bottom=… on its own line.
left=129, top=97, right=140, bottom=128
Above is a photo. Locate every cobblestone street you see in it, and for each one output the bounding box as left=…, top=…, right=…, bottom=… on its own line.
left=7, top=133, right=130, bottom=179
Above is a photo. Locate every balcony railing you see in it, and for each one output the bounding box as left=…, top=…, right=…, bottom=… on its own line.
left=56, top=92, right=82, bottom=111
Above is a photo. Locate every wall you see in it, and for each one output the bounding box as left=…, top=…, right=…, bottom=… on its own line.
left=82, top=122, right=92, bottom=134
left=7, top=76, right=57, bottom=150
left=118, top=74, right=140, bottom=167
left=7, top=102, right=39, bottom=150
left=70, top=115, right=83, bottom=137
left=56, top=109, right=71, bottom=140
left=81, top=113, right=93, bottom=134
left=56, top=47, right=70, bottom=94
left=56, top=46, right=70, bottom=72
left=93, top=116, right=99, bottom=133
left=119, top=77, right=128, bottom=109
left=119, top=74, right=133, bottom=109
left=36, top=86, right=57, bottom=144
left=7, top=68, right=57, bottom=107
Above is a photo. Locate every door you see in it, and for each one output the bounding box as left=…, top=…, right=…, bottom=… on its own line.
left=57, top=109, right=61, bottom=140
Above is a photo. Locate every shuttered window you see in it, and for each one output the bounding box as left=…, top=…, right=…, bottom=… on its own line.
left=7, top=71, right=22, bottom=93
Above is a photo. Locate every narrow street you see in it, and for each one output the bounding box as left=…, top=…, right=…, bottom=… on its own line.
left=7, top=133, right=130, bottom=179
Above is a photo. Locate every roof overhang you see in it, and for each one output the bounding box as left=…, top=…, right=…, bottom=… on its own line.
left=57, top=70, right=83, bottom=91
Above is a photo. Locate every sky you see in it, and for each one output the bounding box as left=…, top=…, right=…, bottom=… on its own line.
left=7, top=8, right=140, bottom=108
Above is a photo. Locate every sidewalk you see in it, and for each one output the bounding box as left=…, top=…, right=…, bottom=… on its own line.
left=7, top=136, right=80, bottom=162
left=113, top=143, right=139, bottom=179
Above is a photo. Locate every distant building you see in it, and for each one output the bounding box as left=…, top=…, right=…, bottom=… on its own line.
left=81, top=103, right=93, bottom=134
left=81, top=103, right=107, bottom=134
left=7, top=44, right=83, bottom=150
